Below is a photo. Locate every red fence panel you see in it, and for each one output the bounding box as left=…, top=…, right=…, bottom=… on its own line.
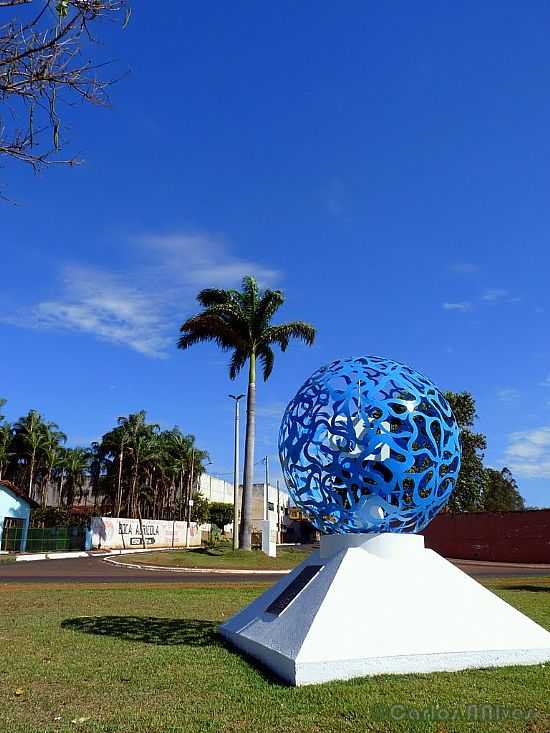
left=421, top=510, right=550, bottom=563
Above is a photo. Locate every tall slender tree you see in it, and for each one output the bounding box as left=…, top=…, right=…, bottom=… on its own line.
left=444, top=391, right=487, bottom=512
left=483, top=467, right=525, bottom=512
left=95, top=413, right=207, bottom=520
left=0, top=422, right=12, bottom=480
left=178, top=275, right=316, bottom=550
left=12, top=410, right=65, bottom=500
left=61, top=447, right=91, bottom=506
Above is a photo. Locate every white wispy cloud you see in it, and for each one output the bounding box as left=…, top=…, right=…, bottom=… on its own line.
left=540, top=374, right=550, bottom=388
left=496, top=387, right=520, bottom=403
left=442, top=286, right=519, bottom=315
left=135, top=232, right=279, bottom=288
left=442, top=301, right=472, bottom=312
left=3, top=232, right=280, bottom=358
left=504, top=426, right=550, bottom=478
left=450, top=263, right=479, bottom=274
left=482, top=288, right=510, bottom=302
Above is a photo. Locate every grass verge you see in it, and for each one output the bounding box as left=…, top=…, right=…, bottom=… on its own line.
left=0, top=576, right=548, bottom=733
left=119, top=545, right=310, bottom=570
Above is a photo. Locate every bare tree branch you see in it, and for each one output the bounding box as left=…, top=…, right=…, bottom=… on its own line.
left=1, top=0, right=128, bottom=176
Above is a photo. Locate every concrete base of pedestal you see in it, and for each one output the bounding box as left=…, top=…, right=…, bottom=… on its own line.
left=219, top=533, right=550, bottom=686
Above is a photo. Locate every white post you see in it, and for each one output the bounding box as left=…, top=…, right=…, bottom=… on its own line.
left=261, top=519, right=276, bottom=557
left=276, top=479, right=281, bottom=543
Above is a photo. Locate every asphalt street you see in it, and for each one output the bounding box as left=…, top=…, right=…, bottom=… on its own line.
left=1, top=555, right=549, bottom=584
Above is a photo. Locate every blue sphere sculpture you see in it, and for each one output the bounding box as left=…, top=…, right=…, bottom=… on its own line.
left=278, top=356, right=461, bottom=534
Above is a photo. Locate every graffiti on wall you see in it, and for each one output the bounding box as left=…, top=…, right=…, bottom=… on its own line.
left=88, top=516, right=200, bottom=550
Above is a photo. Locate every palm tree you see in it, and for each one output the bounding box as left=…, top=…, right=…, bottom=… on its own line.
left=178, top=275, right=316, bottom=550
left=13, top=410, right=65, bottom=500
left=62, top=447, right=91, bottom=507
left=0, top=422, right=12, bottom=481
left=41, top=441, right=62, bottom=507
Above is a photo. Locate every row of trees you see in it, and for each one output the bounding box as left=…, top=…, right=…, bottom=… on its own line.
left=0, top=402, right=209, bottom=521
left=444, top=391, right=524, bottom=513
left=94, top=411, right=208, bottom=521
left=0, top=400, right=88, bottom=506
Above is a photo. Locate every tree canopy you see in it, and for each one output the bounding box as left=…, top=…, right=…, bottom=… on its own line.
left=483, top=467, right=525, bottom=512
left=0, top=400, right=209, bottom=520
left=444, top=391, right=487, bottom=512
left=444, top=391, right=525, bottom=513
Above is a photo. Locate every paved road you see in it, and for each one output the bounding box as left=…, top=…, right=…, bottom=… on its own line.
left=1, top=555, right=549, bottom=584
left=0, top=557, right=280, bottom=584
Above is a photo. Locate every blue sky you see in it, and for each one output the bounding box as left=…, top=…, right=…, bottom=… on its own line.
left=1, top=2, right=550, bottom=506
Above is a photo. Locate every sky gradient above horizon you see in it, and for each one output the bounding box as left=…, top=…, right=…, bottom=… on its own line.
left=1, top=2, right=550, bottom=506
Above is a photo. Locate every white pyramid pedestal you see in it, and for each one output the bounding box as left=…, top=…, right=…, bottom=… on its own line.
left=219, top=533, right=550, bottom=686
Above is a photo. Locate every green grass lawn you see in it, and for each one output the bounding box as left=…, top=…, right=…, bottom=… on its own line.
left=0, top=577, right=549, bottom=733
left=120, top=545, right=310, bottom=570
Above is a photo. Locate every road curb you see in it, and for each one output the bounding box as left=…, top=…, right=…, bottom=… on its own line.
left=14, top=547, right=183, bottom=562
left=102, top=555, right=291, bottom=575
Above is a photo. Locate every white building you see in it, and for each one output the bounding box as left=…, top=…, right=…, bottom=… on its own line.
left=198, top=472, right=289, bottom=533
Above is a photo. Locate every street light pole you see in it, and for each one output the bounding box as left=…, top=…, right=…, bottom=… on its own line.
left=229, top=393, right=244, bottom=550
left=115, top=416, right=126, bottom=518
left=116, top=441, right=124, bottom=518
left=264, top=455, right=269, bottom=521
left=185, top=448, right=195, bottom=548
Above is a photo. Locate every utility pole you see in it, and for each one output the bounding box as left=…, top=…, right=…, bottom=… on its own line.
left=229, top=394, right=244, bottom=550
left=264, top=455, right=269, bottom=521
left=276, top=478, right=281, bottom=543
left=115, top=417, right=126, bottom=518
left=116, top=440, right=124, bottom=518
left=185, top=448, right=195, bottom=548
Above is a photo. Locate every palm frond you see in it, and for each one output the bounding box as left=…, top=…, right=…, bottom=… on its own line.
left=254, top=288, right=284, bottom=335
left=240, top=275, right=260, bottom=322
left=196, top=288, right=234, bottom=308
left=177, top=314, right=245, bottom=352
left=262, top=321, right=316, bottom=351
left=257, top=344, right=275, bottom=381
left=229, top=348, right=249, bottom=380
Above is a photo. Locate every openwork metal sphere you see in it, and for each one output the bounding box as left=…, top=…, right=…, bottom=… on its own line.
left=279, top=356, right=461, bottom=534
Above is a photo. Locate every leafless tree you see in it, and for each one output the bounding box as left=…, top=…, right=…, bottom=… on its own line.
left=1, top=0, right=129, bottom=176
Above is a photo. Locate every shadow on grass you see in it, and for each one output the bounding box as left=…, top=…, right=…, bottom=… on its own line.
left=61, top=616, right=221, bottom=646
left=61, top=615, right=288, bottom=684
left=501, top=585, right=550, bottom=593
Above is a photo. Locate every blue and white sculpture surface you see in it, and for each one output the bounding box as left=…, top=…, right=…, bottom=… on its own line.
left=220, top=356, right=550, bottom=686
left=279, top=356, right=461, bottom=534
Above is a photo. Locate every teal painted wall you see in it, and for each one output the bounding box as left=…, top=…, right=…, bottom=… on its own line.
left=0, top=485, right=32, bottom=552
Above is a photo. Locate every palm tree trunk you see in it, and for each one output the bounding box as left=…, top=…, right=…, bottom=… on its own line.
left=239, top=352, right=256, bottom=551
left=29, top=448, right=36, bottom=499
left=43, top=467, right=52, bottom=508
left=59, top=468, right=65, bottom=505
left=137, top=502, right=146, bottom=549
left=131, top=470, right=138, bottom=518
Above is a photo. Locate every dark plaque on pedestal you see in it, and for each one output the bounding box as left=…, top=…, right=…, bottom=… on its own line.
left=265, top=564, right=324, bottom=617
